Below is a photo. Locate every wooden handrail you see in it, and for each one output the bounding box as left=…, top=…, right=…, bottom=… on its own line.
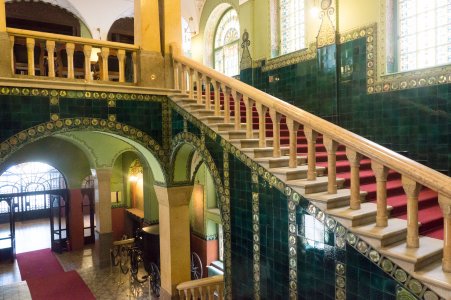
left=172, top=53, right=451, bottom=199
left=7, top=28, right=139, bottom=50
left=176, top=275, right=224, bottom=290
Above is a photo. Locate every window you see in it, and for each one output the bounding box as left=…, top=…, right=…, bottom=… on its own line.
left=279, top=0, right=305, bottom=55
left=214, top=9, right=240, bottom=76
left=397, top=0, right=451, bottom=72
left=182, top=17, right=192, bottom=57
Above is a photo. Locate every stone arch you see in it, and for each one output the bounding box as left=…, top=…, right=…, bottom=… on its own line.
left=0, top=118, right=167, bottom=185
left=107, top=17, right=134, bottom=44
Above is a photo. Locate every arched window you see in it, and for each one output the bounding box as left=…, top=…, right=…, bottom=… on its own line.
left=279, top=0, right=305, bottom=55
left=182, top=17, right=192, bottom=57
left=214, top=9, right=240, bottom=76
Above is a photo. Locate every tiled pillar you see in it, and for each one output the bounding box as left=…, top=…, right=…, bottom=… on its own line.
left=0, top=0, right=10, bottom=77
left=94, top=168, right=113, bottom=267
left=154, top=184, right=193, bottom=299
left=134, top=0, right=164, bottom=87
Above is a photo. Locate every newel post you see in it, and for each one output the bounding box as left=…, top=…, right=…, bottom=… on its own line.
left=439, top=194, right=451, bottom=272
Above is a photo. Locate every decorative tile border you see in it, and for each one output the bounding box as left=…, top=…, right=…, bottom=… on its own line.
left=261, top=43, right=317, bottom=72
left=335, top=261, right=346, bottom=300
left=251, top=173, right=261, bottom=299
left=338, top=23, right=451, bottom=94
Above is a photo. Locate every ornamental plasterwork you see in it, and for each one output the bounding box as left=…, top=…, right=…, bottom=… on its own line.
left=316, top=0, right=337, bottom=48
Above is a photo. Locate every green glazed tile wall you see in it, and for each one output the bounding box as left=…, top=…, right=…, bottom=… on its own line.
left=0, top=95, right=49, bottom=141
left=59, top=98, right=108, bottom=120
left=241, top=41, right=451, bottom=174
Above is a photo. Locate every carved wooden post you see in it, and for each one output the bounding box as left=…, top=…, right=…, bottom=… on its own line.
left=372, top=162, right=389, bottom=227
left=221, top=84, right=231, bottom=123
left=188, top=68, right=194, bottom=99
left=26, top=37, right=35, bottom=76
left=255, top=103, right=268, bottom=148
left=9, top=36, right=14, bottom=74
left=286, top=118, right=300, bottom=168
left=304, top=126, right=318, bottom=180
left=46, top=40, right=56, bottom=78
left=100, top=47, right=109, bottom=81
left=243, top=95, right=255, bottom=139
left=323, top=136, right=338, bottom=194
left=205, top=77, right=211, bottom=110
left=132, top=51, right=137, bottom=84
left=213, top=80, right=220, bottom=116
left=196, top=71, right=202, bottom=104
left=232, top=90, right=241, bottom=130
left=83, top=45, right=92, bottom=81
left=65, top=43, right=75, bottom=79
left=117, top=49, right=126, bottom=83
left=402, top=175, right=421, bottom=248
left=269, top=109, right=282, bottom=158
left=346, top=149, right=362, bottom=210
left=439, top=194, right=451, bottom=272
left=181, top=64, right=187, bottom=93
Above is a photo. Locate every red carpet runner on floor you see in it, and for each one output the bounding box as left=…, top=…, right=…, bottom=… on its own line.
left=16, top=248, right=95, bottom=300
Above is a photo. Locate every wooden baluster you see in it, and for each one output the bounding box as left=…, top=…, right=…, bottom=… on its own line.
left=402, top=175, right=421, bottom=248
left=9, top=36, right=14, bottom=74
left=243, top=95, right=255, bottom=138
left=231, top=90, right=241, bottom=130
left=213, top=80, right=221, bottom=116
left=255, top=103, right=268, bottom=147
left=26, top=37, right=35, bottom=76
left=117, top=49, right=125, bottom=83
left=184, top=288, right=191, bottom=299
left=371, top=162, right=389, bottom=227
left=221, top=84, right=231, bottom=123
left=205, top=77, right=211, bottom=110
left=304, top=126, right=318, bottom=180
left=346, top=149, right=362, bottom=210
left=269, top=109, right=282, bottom=158
left=181, top=64, right=187, bottom=94
left=83, top=45, right=92, bottom=81
left=173, top=61, right=180, bottom=89
left=200, top=286, right=207, bottom=300
left=178, top=290, right=184, bottom=300
left=132, top=51, right=137, bottom=84
left=439, top=194, right=451, bottom=272
left=188, top=68, right=194, bottom=99
left=286, top=118, right=300, bottom=168
left=323, top=136, right=338, bottom=194
left=207, top=286, right=214, bottom=298
left=65, top=43, right=75, bottom=79
left=100, top=47, right=109, bottom=81
left=217, top=284, right=224, bottom=300
left=190, top=287, right=198, bottom=299
left=46, top=40, right=56, bottom=78
left=196, top=71, right=202, bottom=104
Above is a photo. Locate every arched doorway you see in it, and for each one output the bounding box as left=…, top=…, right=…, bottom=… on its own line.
left=0, top=162, right=69, bottom=256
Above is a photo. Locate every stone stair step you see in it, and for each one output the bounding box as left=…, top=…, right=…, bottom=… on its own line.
left=289, top=176, right=345, bottom=194
left=414, top=260, right=451, bottom=298
left=270, top=165, right=326, bottom=181
left=326, top=202, right=386, bottom=227
left=218, top=130, right=259, bottom=140
left=185, top=103, right=206, bottom=111
left=306, top=189, right=367, bottom=210
left=352, top=218, right=408, bottom=248
left=191, top=108, right=221, bottom=117
left=212, top=123, right=246, bottom=132
left=241, top=146, right=290, bottom=158
left=379, top=236, right=443, bottom=272
left=230, top=138, right=274, bottom=149
left=253, top=156, right=307, bottom=168
left=198, top=115, right=228, bottom=124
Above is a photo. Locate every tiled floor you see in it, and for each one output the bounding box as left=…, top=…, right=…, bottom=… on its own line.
left=0, top=219, right=155, bottom=299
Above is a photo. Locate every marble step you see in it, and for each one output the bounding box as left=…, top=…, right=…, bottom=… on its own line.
left=241, top=146, right=290, bottom=158
left=253, top=155, right=307, bottom=168
left=351, top=218, right=408, bottom=248
left=307, top=189, right=367, bottom=210
left=289, top=176, right=345, bottom=194
left=270, top=165, right=326, bottom=181
left=326, top=202, right=388, bottom=227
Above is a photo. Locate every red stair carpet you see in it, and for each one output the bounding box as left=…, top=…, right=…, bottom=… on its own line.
left=211, top=91, right=443, bottom=240
left=16, top=248, right=95, bottom=300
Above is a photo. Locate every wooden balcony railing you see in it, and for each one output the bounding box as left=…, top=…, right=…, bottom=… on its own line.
left=6, top=28, right=138, bottom=84
left=172, top=51, right=451, bottom=273
left=176, top=275, right=224, bottom=299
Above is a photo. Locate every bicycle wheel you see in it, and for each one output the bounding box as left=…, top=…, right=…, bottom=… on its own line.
left=110, top=247, right=120, bottom=266
left=130, top=250, right=148, bottom=283
left=149, top=262, right=160, bottom=297
left=191, top=252, right=203, bottom=279
left=119, top=246, right=129, bottom=274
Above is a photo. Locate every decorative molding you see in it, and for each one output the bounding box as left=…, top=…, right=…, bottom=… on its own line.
left=261, top=43, right=317, bottom=72
left=240, top=30, right=252, bottom=70
left=316, top=0, right=337, bottom=48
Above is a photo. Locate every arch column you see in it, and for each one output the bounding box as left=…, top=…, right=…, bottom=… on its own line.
left=134, top=0, right=164, bottom=87
left=0, top=0, right=12, bottom=77
left=94, top=168, right=113, bottom=267
left=155, top=184, right=193, bottom=299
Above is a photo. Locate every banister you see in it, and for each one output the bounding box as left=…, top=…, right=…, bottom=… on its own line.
left=172, top=53, right=451, bottom=198
left=7, top=28, right=139, bottom=50
left=176, top=275, right=224, bottom=291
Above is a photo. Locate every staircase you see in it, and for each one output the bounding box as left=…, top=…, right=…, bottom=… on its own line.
left=170, top=53, right=451, bottom=299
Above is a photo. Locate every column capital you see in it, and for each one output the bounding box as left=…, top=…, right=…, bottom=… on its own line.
left=323, top=136, right=338, bottom=153
left=402, top=175, right=421, bottom=198
left=154, top=185, right=193, bottom=207
left=304, top=126, right=318, bottom=143
left=346, top=148, right=362, bottom=167
left=100, top=47, right=109, bottom=59
left=66, top=42, right=75, bottom=52
left=371, top=161, right=389, bottom=181
left=439, top=194, right=451, bottom=217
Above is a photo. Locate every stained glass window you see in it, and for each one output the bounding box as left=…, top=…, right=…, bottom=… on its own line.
left=280, top=0, right=305, bottom=55
left=398, top=0, right=451, bottom=71
left=214, top=9, right=240, bottom=76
